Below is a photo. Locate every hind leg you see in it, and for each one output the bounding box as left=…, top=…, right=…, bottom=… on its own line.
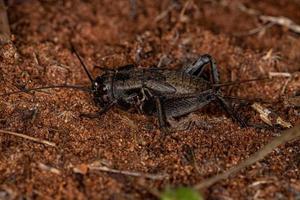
left=80, top=100, right=117, bottom=118
left=162, top=91, right=248, bottom=128
left=160, top=91, right=215, bottom=131
left=216, top=95, right=247, bottom=127
left=183, top=54, right=220, bottom=84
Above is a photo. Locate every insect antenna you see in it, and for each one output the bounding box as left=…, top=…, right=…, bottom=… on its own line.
left=1, top=44, right=94, bottom=97
left=221, top=95, right=273, bottom=104
left=94, top=65, right=115, bottom=72
left=213, top=77, right=273, bottom=104
left=70, top=43, right=94, bottom=83
left=1, top=85, right=90, bottom=96
left=212, top=77, right=270, bottom=88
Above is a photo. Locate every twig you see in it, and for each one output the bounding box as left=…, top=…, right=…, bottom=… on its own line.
left=89, top=165, right=168, bottom=180
left=194, top=124, right=300, bottom=190
left=0, top=129, right=57, bottom=147
left=268, top=72, right=291, bottom=78
left=235, top=23, right=274, bottom=37
left=268, top=72, right=293, bottom=96
left=236, top=3, right=300, bottom=35
left=280, top=77, right=292, bottom=96
left=155, top=3, right=178, bottom=22
left=0, top=0, right=10, bottom=43
left=38, top=163, right=61, bottom=175
left=237, top=2, right=261, bottom=16
left=179, top=0, right=193, bottom=21
left=260, top=15, right=300, bottom=34
left=249, top=179, right=274, bottom=187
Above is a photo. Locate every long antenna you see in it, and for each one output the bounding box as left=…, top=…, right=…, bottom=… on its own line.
left=213, top=77, right=270, bottom=88
left=221, top=95, right=272, bottom=104
left=1, top=85, right=90, bottom=96
left=70, top=43, right=94, bottom=83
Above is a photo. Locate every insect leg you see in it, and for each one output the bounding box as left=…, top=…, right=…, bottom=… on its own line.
left=159, top=92, right=215, bottom=131
left=162, top=91, right=214, bottom=118
left=94, top=64, right=135, bottom=73
left=98, top=101, right=116, bottom=115
left=216, top=95, right=247, bottom=127
left=80, top=101, right=116, bottom=118
left=183, top=54, right=220, bottom=84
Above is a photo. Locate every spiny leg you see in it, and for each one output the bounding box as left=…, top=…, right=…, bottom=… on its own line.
left=162, top=91, right=214, bottom=119
left=183, top=54, right=220, bottom=84
left=154, top=96, right=168, bottom=131
left=216, top=95, right=247, bottom=127
left=161, top=92, right=215, bottom=131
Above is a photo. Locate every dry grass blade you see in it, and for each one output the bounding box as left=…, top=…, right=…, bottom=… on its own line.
left=260, top=15, right=300, bottom=34
left=38, top=163, right=61, bottom=175
left=268, top=72, right=291, bottom=78
left=234, top=23, right=274, bottom=36
left=0, top=129, right=57, bottom=147
left=268, top=72, right=293, bottom=96
left=236, top=3, right=300, bottom=35
left=89, top=165, right=168, bottom=180
left=155, top=3, right=178, bottom=22
left=194, top=125, right=300, bottom=190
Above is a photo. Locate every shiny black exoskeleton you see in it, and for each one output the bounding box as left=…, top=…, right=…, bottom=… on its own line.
left=85, top=53, right=246, bottom=130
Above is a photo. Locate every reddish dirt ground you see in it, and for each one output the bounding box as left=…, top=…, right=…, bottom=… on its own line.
left=0, top=0, right=299, bottom=199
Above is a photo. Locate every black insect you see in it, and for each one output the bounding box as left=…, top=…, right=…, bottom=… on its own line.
left=1, top=45, right=264, bottom=131
left=73, top=48, right=263, bottom=131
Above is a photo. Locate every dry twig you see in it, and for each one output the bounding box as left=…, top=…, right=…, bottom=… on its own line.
left=0, top=0, right=10, bottom=43
left=268, top=71, right=293, bottom=96
left=0, top=129, right=57, bottom=147
left=280, top=77, right=292, bottom=96
left=38, top=163, right=61, bottom=175
left=88, top=164, right=168, bottom=180
left=235, top=23, right=274, bottom=37
left=155, top=3, right=178, bottom=22
left=268, top=72, right=291, bottom=78
left=236, top=3, right=300, bottom=35
left=260, top=15, right=300, bottom=34
left=251, top=103, right=292, bottom=128
left=194, top=124, right=300, bottom=190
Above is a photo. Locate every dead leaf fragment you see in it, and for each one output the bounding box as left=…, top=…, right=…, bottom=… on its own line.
left=251, top=103, right=292, bottom=128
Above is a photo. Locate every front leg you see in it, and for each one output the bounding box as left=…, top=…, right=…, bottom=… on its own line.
left=80, top=100, right=116, bottom=118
